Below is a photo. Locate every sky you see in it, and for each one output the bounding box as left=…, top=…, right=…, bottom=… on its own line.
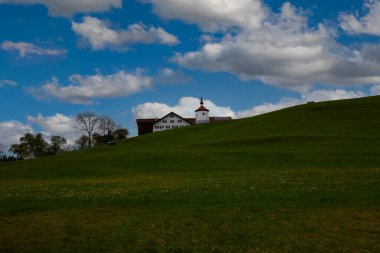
left=1, top=0, right=380, bottom=148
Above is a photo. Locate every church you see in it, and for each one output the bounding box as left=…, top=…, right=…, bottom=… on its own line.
left=136, top=97, right=232, bottom=135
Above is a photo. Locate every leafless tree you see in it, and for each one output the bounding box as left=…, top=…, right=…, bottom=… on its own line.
left=99, top=115, right=117, bottom=136
left=75, top=112, right=99, bottom=148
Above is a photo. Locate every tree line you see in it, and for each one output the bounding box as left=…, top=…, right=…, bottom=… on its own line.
left=0, top=143, right=21, bottom=163
left=0, top=155, right=22, bottom=162
left=9, top=134, right=67, bottom=159
left=75, top=112, right=129, bottom=148
left=2, top=112, right=129, bottom=161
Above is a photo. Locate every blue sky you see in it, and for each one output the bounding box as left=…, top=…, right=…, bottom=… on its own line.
left=1, top=0, right=380, bottom=146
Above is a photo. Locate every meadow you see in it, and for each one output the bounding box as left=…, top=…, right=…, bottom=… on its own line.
left=0, top=96, right=379, bottom=252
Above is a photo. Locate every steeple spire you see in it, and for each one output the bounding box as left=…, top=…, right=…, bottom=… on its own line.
left=195, top=96, right=209, bottom=124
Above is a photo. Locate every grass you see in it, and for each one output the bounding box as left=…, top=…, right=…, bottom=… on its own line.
left=0, top=96, right=380, bottom=252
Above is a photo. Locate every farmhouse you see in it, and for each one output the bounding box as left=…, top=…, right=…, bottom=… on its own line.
left=136, top=97, right=232, bottom=135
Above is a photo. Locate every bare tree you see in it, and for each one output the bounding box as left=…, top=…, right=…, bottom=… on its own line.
left=99, top=115, right=117, bottom=136
left=75, top=112, right=99, bottom=148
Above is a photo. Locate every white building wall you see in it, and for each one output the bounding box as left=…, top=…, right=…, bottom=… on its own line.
left=153, top=113, right=191, bottom=132
left=196, top=111, right=209, bottom=124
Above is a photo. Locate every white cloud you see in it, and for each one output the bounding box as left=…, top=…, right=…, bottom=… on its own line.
left=370, top=84, right=380, bottom=95
left=236, top=97, right=301, bottom=118
left=29, top=70, right=154, bottom=105
left=0, top=79, right=18, bottom=87
left=144, top=0, right=265, bottom=32
left=0, top=0, right=122, bottom=17
left=0, top=143, right=6, bottom=154
left=156, top=68, right=191, bottom=85
left=302, top=89, right=365, bottom=102
left=133, top=97, right=235, bottom=119
left=360, top=44, right=380, bottom=63
left=27, top=113, right=81, bottom=145
left=236, top=89, right=366, bottom=118
left=340, top=0, right=380, bottom=36
left=143, top=1, right=380, bottom=91
left=133, top=89, right=366, bottom=120
left=1, top=41, right=66, bottom=58
left=0, top=87, right=373, bottom=149
left=0, top=113, right=84, bottom=150
left=0, top=120, right=33, bottom=147
left=72, top=16, right=179, bottom=51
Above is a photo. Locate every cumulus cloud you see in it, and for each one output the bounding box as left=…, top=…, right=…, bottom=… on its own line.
left=1, top=41, right=66, bottom=58
left=340, top=0, right=380, bottom=36
left=370, top=84, right=380, bottom=95
left=133, top=97, right=235, bottom=119
left=0, top=113, right=83, bottom=150
left=0, top=143, right=6, bottom=154
left=28, top=70, right=154, bottom=105
left=0, top=0, right=122, bottom=17
left=27, top=113, right=81, bottom=145
left=72, top=16, right=179, bottom=51
left=236, top=89, right=366, bottom=118
left=302, top=89, right=365, bottom=102
left=0, top=120, right=33, bottom=147
left=236, top=97, right=301, bottom=118
left=0, top=79, right=18, bottom=87
left=156, top=68, right=191, bottom=85
left=133, top=89, right=367, bottom=120
left=142, top=1, right=380, bottom=91
left=144, top=0, right=265, bottom=32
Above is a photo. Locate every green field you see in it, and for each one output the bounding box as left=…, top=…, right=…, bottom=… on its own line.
left=1, top=96, right=380, bottom=252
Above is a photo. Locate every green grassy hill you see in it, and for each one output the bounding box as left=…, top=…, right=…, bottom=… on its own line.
left=0, top=96, right=379, bottom=252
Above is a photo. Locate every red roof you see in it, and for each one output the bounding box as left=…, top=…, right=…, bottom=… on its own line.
left=185, top=117, right=232, bottom=123
left=209, top=117, right=232, bottom=122
left=136, top=119, right=157, bottom=123
left=184, top=118, right=196, bottom=124
left=195, top=105, right=209, bottom=112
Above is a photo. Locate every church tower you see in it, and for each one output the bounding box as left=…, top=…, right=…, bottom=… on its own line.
left=195, top=97, right=209, bottom=124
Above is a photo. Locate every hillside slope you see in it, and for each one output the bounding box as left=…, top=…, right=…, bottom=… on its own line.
left=0, top=96, right=379, bottom=252
left=1, top=95, right=380, bottom=179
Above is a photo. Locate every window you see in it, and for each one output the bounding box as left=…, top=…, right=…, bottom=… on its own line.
left=170, top=114, right=174, bottom=118
left=178, top=120, right=182, bottom=123
left=170, top=120, right=175, bottom=123
left=155, top=126, right=159, bottom=129
left=166, top=126, right=170, bottom=129
left=163, top=120, right=167, bottom=123
left=203, top=112, right=205, bottom=115
left=160, top=126, right=164, bottom=129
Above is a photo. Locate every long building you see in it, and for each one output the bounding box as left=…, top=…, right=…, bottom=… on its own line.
left=136, top=97, right=232, bottom=136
